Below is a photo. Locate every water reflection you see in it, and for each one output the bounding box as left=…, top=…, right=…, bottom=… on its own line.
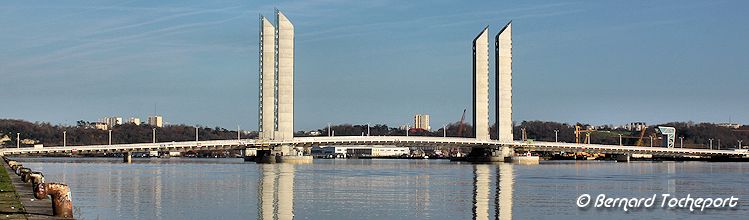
left=258, top=163, right=295, bottom=220
left=473, top=163, right=513, bottom=220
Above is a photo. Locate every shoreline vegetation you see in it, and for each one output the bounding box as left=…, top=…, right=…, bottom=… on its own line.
left=1, top=119, right=747, bottom=150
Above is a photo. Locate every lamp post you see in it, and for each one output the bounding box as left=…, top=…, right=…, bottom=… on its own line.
left=739, top=140, right=743, bottom=150
left=63, top=131, right=67, bottom=147
left=152, top=128, right=156, bottom=143
left=108, top=130, right=112, bottom=145
left=618, top=134, right=622, bottom=146
left=328, top=123, right=331, bottom=137
left=195, top=127, right=199, bottom=141
left=16, top=133, right=20, bottom=148
left=406, top=125, right=410, bottom=137
left=649, top=136, right=653, bottom=147
left=717, top=139, right=721, bottom=150
left=237, top=125, right=241, bottom=141
left=679, top=136, right=684, bottom=148
left=554, top=130, right=559, bottom=143
left=443, top=125, right=447, bottom=137
left=709, top=139, right=713, bottom=150
left=367, top=123, right=370, bottom=136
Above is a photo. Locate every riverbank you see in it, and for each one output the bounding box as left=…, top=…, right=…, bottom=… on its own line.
left=1, top=158, right=70, bottom=219
left=0, top=160, right=26, bottom=219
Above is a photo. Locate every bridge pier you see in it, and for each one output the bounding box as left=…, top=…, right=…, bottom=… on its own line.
left=253, top=145, right=312, bottom=164
left=123, top=152, right=132, bottom=163
left=467, top=146, right=514, bottom=163
left=614, top=153, right=630, bottom=162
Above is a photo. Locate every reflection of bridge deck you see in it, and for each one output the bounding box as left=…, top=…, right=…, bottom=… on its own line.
left=1, top=136, right=747, bottom=157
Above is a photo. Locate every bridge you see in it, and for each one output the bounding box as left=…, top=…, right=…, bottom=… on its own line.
left=1, top=136, right=747, bottom=158
left=3, top=13, right=746, bottom=161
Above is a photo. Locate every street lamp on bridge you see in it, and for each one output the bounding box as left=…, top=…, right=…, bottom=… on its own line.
left=443, top=124, right=447, bottom=137
left=554, top=130, right=559, bottom=143
left=195, top=127, right=199, bottom=141
left=152, top=128, right=156, bottom=143
left=618, top=134, right=622, bottom=146
left=739, top=140, right=744, bottom=150
left=717, top=139, right=721, bottom=150
left=16, top=133, right=20, bottom=148
left=63, top=131, right=67, bottom=147
left=709, top=139, right=714, bottom=150
left=108, top=130, right=112, bottom=145
left=679, top=136, right=684, bottom=148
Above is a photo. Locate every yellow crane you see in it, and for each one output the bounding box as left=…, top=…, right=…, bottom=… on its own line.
left=575, top=125, right=594, bottom=144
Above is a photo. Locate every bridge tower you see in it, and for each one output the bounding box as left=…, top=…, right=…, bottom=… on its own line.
left=258, top=10, right=295, bottom=142
left=258, top=16, right=276, bottom=140
left=473, top=27, right=490, bottom=141
left=495, top=21, right=513, bottom=143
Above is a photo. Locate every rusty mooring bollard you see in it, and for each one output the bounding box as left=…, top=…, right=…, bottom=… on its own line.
left=34, top=183, right=73, bottom=218
left=16, top=166, right=27, bottom=176
left=20, top=168, right=32, bottom=183
left=29, top=172, right=45, bottom=187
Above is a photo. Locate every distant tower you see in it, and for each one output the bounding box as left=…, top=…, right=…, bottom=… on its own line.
left=473, top=27, right=490, bottom=141
left=495, top=21, right=513, bottom=142
left=258, top=10, right=294, bottom=141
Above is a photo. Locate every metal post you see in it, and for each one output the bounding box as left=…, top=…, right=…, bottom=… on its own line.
left=152, top=128, right=156, bottom=143
left=367, top=124, right=370, bottom=136
left=328, top=123, right=331, bottom=137
left=63, top=131, right=67, bottom=147
left=649, top=136, right=653, bottom=147
left=554, top=130, right=559, bottom=142
left=443, top=125, right=446, bottom=137
left=709, top=139, right=713, bottom=150
left=618, top=134, right=622, bottom=146
left=237, top=125, right=241, bottom=141
left=195, top=127, right=199, bottom=141
left=406, top=125, right=409, bottom=137
left=739, top=140, right=743, bottom=150
left=679, top=137, right=683, bottom=148
left=108, top=130, right=112, bottom=145
left=332, top=130, right=335, bottom=137
left=16, top=133, right=20, bottom=148
left=717, top=139, right=721, bottom=150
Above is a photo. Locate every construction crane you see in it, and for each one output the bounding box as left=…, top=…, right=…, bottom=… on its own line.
left=575, top=125, right=594, bottom=144
left=457, top=109, right=467, bottom=137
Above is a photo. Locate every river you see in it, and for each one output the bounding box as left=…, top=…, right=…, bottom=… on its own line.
left=12, top=158, right=749, bottom=219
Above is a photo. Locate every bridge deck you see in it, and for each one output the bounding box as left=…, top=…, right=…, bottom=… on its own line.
left=1, top=136, right=747, bottom=157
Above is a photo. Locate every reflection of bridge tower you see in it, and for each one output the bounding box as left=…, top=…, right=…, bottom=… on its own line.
left=472, top=164, right=513, bottom=220
left=258, top=164, right=295, bottom=220
left=258, top=10, right=295, bottom=141
left=472, top=165, right=491, bottom=220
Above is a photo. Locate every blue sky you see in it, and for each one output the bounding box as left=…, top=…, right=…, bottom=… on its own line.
left=1, top=0, right=747, bottom=130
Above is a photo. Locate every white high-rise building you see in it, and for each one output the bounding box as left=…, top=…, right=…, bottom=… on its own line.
left=102, top=117, right=122, bottom=129
left=413, top=114, right=431, bottom=131
left=148, top=115, right=163, bottom=128
left=129, top=117, right=141, bottom=125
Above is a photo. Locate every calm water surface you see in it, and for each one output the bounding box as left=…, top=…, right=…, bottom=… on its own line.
left=13, top=158, right=749, bottom=220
